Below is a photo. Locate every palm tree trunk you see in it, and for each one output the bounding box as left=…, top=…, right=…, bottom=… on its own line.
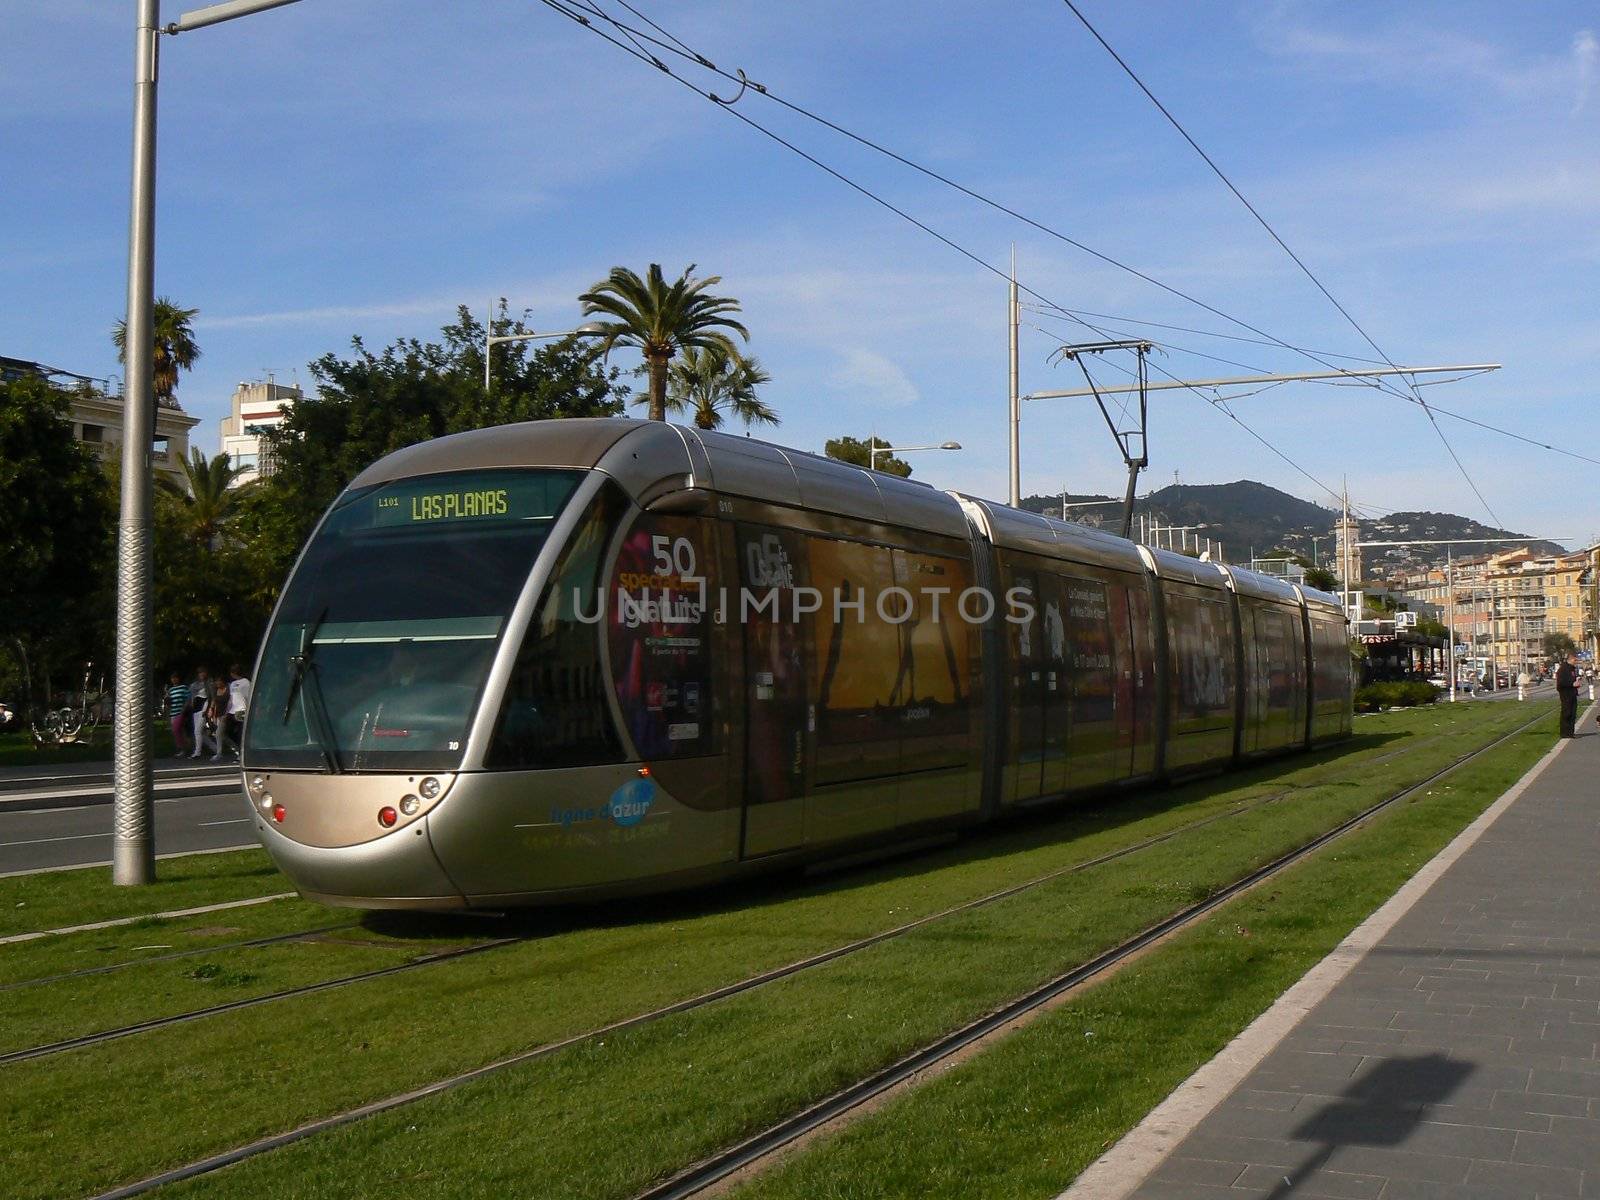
left=647, top=352, right=669, bottom=422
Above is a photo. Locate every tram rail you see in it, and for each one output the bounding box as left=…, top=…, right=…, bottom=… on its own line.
left=631, top=705, right=1555, bottom=1200
left=9, top=719, right=1430, bottom=1067
left=75, top=705, right=1553, bottom=1200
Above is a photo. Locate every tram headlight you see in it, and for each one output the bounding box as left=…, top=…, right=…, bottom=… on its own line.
left=249, top=775, right=267, bottom=796
left=417, top=777, right=441, bottom=800
left=258, top=794, right=273, bottom=812
left=399, top=794, right=420, bottom=816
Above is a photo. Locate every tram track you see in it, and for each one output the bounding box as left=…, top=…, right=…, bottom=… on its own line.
left=0, top=935, right=519, bottom=1068
left=76, top=707, right=1555, bottom=1200
left=0, top=921, right=360, bottom=994
left=630, top=705, right=1557, bottom=1200
left=7, top=727, right=1400, bottom=1069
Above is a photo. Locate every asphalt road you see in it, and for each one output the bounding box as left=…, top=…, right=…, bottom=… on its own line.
left=0, top=760, right=254, bottom=876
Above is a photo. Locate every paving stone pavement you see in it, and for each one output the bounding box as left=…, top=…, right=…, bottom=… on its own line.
left=1128, top=723, right=1600, bottom=1199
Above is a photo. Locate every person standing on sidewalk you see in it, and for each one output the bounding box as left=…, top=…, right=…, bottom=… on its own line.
left=1555, top=651, right=1579, bottom=737
left=187, top=667, right=211, bottom=758
left=165, top=672, right=191, bottom=756
left=222, top=663, right=251, bottom=760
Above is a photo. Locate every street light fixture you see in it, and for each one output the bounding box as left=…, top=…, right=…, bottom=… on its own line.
left=869, top=441, right=961, bottom=471
left=484, top=318, right=606, bottom=392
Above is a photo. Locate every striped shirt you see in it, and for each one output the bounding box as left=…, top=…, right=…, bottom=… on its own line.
left=166, top=684, right=189, bottom=717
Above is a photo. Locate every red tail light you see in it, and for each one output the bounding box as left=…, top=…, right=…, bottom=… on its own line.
left=271, top=805, right=286, bottom=823
left=378, top=806, right=398, bottom=828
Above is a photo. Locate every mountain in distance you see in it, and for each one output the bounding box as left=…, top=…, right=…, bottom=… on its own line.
left=1018, top=481, right=1566, bottom=574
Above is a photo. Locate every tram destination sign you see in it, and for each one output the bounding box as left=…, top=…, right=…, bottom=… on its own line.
left=360, top=470, right=579, bottom=529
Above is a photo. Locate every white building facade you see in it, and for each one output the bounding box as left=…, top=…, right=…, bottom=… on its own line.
left=219, top=379, right=301, bottom=485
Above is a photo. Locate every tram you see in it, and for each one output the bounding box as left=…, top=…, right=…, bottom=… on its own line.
left=241, top=418, right=1352, bottom=909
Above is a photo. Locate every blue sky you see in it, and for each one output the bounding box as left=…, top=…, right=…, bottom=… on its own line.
left=6, top=1, right=1597, bottom=543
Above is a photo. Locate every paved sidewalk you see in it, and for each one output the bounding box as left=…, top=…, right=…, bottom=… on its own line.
left=1121, top=720, right=1600, bottom=1198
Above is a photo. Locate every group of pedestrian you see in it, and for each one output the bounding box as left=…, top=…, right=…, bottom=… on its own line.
left=164, top=663, right=251, bottom=760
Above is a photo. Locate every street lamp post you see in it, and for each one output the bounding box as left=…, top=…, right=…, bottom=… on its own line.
left=869, top=441, right=961, bottom=471
left=114, top=0, right=305, bottom=887
left=484, top=311, right=604, bottom=392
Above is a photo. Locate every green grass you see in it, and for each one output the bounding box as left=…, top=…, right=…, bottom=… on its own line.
left=723, top=719, right=1560, bottom=1199
left=0, top=701, right=1551, bottom=1199
left=0, top=848, right=290, bottom=939
left=0, top=916, right=489, bottom=1058
left=113, top=702, right=1544, bottom=1200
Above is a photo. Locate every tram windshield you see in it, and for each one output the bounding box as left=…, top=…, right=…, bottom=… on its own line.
left=245, top=468, right=582, bottom=771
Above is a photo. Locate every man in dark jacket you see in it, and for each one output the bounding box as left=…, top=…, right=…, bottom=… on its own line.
left=1555, top=652, right=1579, bottom=737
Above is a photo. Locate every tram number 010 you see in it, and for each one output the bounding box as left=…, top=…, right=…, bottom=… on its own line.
left=651, top=535, right=697, bottom=579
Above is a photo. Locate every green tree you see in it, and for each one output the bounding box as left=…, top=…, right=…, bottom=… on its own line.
left=0, top=376, right=115, bottom=705
left=1304, top=565, right=1338, bottom=592
left=1268, top=546, right=1341, bottom=593
left=824, top=435, right=912, bottom=478
left=656, top=345, right=777, bottom=431
left=150, top=484, right=273, bottom=674
left=1544, top=631, right=1577, bottom=659
left=580, top=264, right=748, bottom=422
left=159, top=447, right=249, bottom=548
left=111, top=297, right=201, bottom=409
left=250, top=305, right=627, bottom=586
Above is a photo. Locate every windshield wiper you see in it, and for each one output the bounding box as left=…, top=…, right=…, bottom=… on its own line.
left=283, top=608, right=343, bottom=774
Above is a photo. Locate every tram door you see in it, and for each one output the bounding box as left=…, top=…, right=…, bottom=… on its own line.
left=1011, top=571, right=1047, bottom=803
left=738, top=527, right=810, bottom=858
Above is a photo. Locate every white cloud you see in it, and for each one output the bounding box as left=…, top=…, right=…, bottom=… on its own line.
left=1575, top=29, right=1598, bottom=115
left=196, top=298, right=462, bottom=331
left=827, top=348, right=920, bottom=408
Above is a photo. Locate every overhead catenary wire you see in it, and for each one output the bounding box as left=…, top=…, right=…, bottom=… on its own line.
left=538, top=0, right=1365, bottom=513
left=541, top=0, right=1555, bottom=522
left=545, top=0, right=1442, bottom=414
left=553, top=0, right=1582, bottom=492
left=1055, top=0, right=1501, bottom=526
left=1021, top=302, right=1392, bottom=366
left=549, top=0, right=1582, bottom=504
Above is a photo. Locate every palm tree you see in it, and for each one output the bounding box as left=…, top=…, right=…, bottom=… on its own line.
left=657, top=345, right=778, bottom=431
left=159, top=447, right=248, bottom=547
left=112, top=297, right=201, bottom=409
left=579, top=264, right=748, bottom=422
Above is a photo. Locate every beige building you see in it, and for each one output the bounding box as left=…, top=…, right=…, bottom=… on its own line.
left=219, top=379, right=301, bottom=486
left=68, top=388, right=201, bottom=486
left=1475, top=548, right=1592, bottom=672
left=1387, top=546, right=1597, bottom=678
left=2, top=355, right=199, bottom=485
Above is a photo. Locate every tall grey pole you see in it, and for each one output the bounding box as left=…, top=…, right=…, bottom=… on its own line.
left=1008, top=251, right=1020, bottom=507
left=113, top=0, right=161, bottom=886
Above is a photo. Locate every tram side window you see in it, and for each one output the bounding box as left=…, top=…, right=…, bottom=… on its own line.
left=1311, top=617, right=1350, bottom=711
left=607, top=512, right=721, bottom=759
left=487, top=483, right=628, bottom=769
left=1167, top=588, right=1234, bottom=728
left=806, top=536, right=901, bottom=783
left=1062, top=576, right=1116, bottom=723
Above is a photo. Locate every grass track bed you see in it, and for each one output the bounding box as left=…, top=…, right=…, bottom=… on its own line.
left=0, top=849, right=288, bottom=938
left=0, top=702, right=1551, bottom=1199
left=719, top=717, right=1561, bottom=1200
